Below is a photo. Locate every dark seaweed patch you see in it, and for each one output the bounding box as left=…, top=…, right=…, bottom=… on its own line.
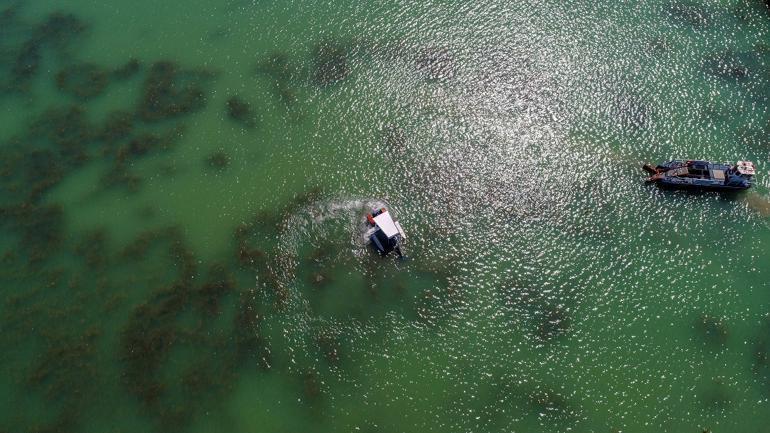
left=615, top=94, right=650, bottom=130
left=28, top=329, right=100, bottom=401
left=10, top=40, right=40, bottom=90
left=195, top=263, right=235, bottom=315
left=74, top=229, right=109, bottom=269
left=98, top=110, right=135, bottom=145
left=700, top=378, right=733, bottom=411
left=205, top=151, right=231, bottom=170
left=1, top=11, right=87, bottom=94
left=536, top=305, right=572, bottom=341
left=501, top=286, right=573, bottom=343
left=695, top=314, right=728, bottom=348
left=33, top=12, right=87, bottom=46
left=667, top=2, right=710, bottom=26
left=118, top=230, right=201, bottom=420
left=55, top=63, right=109, bottom=99
left=313, top=40, right=350, bottom=86
left=233, top=291, right=271, bottom=369
left=256, top=52, right=301, bottom=109
left=226, top=96, right=257, bottom=128
left=523, top=384, right=581, bottom=427
left=315, top=328, right=342, bottom=365
left=752, top=316, right=770, bottom=396
left=112, top=57, right=141, bottom=80
left=0, top=104, right=102, bottom=207
left=138, top=61, right=213, bottom=122
left=110, top=229, right=259, bottom=426
left=28, top=106, right=95, bottom=165
left=705, top=50, right=767, bottom=81
left=382, top=123, right=408, bottom=153
left=114, top=127, right=183, bottom=164
left=416, top=47, right=455, bottom=81
left=0, top=203, right=64, bottom=264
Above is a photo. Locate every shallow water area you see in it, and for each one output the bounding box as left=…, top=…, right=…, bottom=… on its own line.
left=2, top=0, right=770, bottom=432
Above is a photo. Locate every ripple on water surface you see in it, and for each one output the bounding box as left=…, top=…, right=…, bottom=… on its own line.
left=1, top=0, right=770, bottom=432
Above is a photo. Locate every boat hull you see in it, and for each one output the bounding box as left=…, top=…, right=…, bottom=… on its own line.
left=654, top=181, right=750, bottom=192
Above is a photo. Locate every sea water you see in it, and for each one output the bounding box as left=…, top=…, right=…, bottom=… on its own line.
left=1, top=0, right=770, bottom=432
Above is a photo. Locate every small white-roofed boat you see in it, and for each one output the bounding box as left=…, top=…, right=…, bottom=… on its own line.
left=364, top=207, right=406, bottom=257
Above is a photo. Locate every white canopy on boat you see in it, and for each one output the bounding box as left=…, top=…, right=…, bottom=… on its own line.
left=373, top=212, right=399, bottom=239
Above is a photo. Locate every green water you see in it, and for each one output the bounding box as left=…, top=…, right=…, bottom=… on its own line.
left=2, top=0, right=770, bottom=431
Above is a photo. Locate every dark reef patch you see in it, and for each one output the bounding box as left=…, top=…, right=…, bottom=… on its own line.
left=206, top=152, right=231, bottom=170
left=382, top=123, right=408, bottom=152
left=10, top=40, right=41, bottom=91
left=615, top=93, right=650, bottom=130
left=74, top=229, right=109, bottom=269
left=114, top=228, right=272, bottom=429
left=416, top=47, right=455, bottom=81
left=55, top=63, right=109, bottom=99
left=256, top=52, right=300, bottom=106
left=233, top=188, right=323, bottom=305
left=500, top=286, right=573, bottom=343
left=695, top=314, right=728, bottom=348
left=29, top=329, right=100, bottom=402
left=700, top=377, right=733, bottom=411
left=233, top=291, right=271, bottom=369
left=99, top=110, right=135, bottom=146
left=0, top=203, right=64, bottom=264
left=312, top=40, right=350, bottom=86
left=195, top=263, right=235, bottom=315
left=99, top=126, right=185, bottom=193
left=667, top=2, right=710, bottom=26
left=33, top=12, right=87, bottom=47
left=1, top=10, right=88, bottom=94
left=112, top=58, right=141, bottom=80
left=138, top=61, right=214, bottom=122
left=226, top=96, right=257, bottom=128
left=704, top=50, right=769, bottom=83
left=752, top=315, right=770, bottom=396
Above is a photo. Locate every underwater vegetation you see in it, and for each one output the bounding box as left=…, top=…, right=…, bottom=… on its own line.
left=55, top=62, right=109, bottom=99
left=0, top=10, right=87, bottom=93
left=112, top=57, right=141, bottom=80
left=256, top=52, right=300, bottom=107
left=34, top=12, right=88, bottom=47
left=138, top=61, right=214, bottom=122
left=704, top=50, right=769, bottom=81
left=500, top=285, right=574, bottom=344
left=381, top=123, right=409, bottom=155
left=233, top=290, right=272, bottom=369
left=312, top=40, right=350, bottom=86
left=752, top=315, right=770, bottom=396
left=700, top=377, right=733, bottom=411
left=206, top=151, right=231, bottom=170
left=415, top=46, right=455, bottom=81
left=226, top=96, right=257, bottom=128
left=117, top=227, right=274, bottom=429
left=98, top=110, right=135, bottom=146
left=667, top=2, right=711, bottom=27
left=695, top=314, right=728, bottom=348
left=232, top=188, right=323, bottom=305
left=615, top=93, right=651, bottom=130
left=74, top=229, right=109, bottom=269
left=24, top=328, right=101, bottom=433
left=0, top=203, right=64, bottom=264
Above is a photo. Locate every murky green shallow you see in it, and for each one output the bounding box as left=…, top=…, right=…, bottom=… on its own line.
left=2, top=0, right=770, bottom=432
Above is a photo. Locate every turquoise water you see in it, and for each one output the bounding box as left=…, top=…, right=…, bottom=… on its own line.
left=2, top=0, right=770, bottom=432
